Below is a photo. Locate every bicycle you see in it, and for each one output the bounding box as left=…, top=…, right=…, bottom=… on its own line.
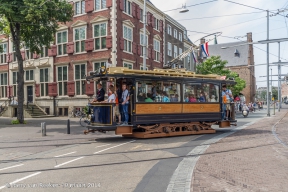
left=80, top=115, right=91, bottom=127
left=71, top=110, right=85, bottom=118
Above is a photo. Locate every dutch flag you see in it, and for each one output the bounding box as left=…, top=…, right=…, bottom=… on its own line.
left=201, top=42, right=209, bottom=57
left=192, top=50, right=197, bottom=63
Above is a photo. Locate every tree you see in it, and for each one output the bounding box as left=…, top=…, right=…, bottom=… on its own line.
left=196, top=56, right=246, bottom=96
left=0, top=0, right=73, bottom=123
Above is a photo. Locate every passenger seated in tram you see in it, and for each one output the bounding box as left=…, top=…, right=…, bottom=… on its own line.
left=162, top=92, right=170, bottom=102
left=170, top=94, right=179, bottom=102
left=145, top=93, right=154, bottom=102
left=199, top=93, right=206, bottom=102
left=137, top=92, right=145, bottom=102
left=210, top=95, right=217, bottom=102
left=155, top=90, right=163, bottom=102
left=189, top=94, right=197, bottom=102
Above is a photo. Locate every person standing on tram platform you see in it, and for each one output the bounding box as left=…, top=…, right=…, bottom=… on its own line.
left=94, top=83, right=105, bottom=102
left=120, top=83, right=130, bottom=125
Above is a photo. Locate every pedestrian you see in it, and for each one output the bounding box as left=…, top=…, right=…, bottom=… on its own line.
left=120, top=83, right=129, bottom=125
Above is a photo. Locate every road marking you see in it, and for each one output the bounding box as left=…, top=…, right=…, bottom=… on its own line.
left=54, top=157, right=84, bottom=168
left=94, top=140, right=135, bottom=154
left=54, top=151, right=76, bottom=158
left=0, top=172, right=41, bottom=190
left=0, top=164, right=24, bottom=172
left=95, top=144, right=111, bottom=148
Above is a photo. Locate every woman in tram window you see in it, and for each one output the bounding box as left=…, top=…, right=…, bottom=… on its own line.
left=145, top=93, right=154, bottom=102
left=189, top=94, right=197, bottom=102
left=210, top=95, right=217, bottom=102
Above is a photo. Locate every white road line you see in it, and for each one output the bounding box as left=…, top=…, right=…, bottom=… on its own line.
left=54, top=151, right=76, bottom=158
left=0, top=172, right=41, bottom=190
left=94, top=140, right=135, bottom=154
left=54, top=157, right=84, bottom=168
left=95, top=144, right=111, bottom=148
left=0, top=164, right=24, bottom=172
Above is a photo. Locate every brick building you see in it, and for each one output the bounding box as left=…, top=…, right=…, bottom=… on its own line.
left=0, top=0, right=172, bottom=117
left=282, top=75, right=288, bottom=101
left=208, top=33, right=256, bottom=103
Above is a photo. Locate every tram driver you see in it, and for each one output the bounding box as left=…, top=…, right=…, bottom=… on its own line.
left=94, top=83, right=105, bottom=102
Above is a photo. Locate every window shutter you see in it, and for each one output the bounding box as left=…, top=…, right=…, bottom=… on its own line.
left=85, top=39, right=94, bottom=51
left=21, top=50, right=25, bottom=60
left=106, top=36, right=112, bottom=49
left=48, top=82, right=58, bottom=97
left=119, top=0, right=124, bottom=11
left=160, top=53, right=163, bottom=63
left=85, top=0, right=94, bottom=13
left=7, top=53, right=12, bottom=63
left=86, top=81, right=94, bottom=96
left=7, top=86, right=13, bottom=98
left=137, top=44, right=141, bottom=55
left=132, top=42, right=137, bottom=54
left=159, top=20, right=163, bottom=33
left=152, top=49, right=155, bottom=60
left=106, top=0, right=112, bottom=8
left=33, top=53, right=39, bottom=59
left=152, top=16, right=155, bottom=28
left=67, top=81, right=75, bottom=97
left=148, top=48, right=152, bottom=59
left=132, top=2, right=136, bottom=17
left=35, top=84, right=40, bottom=97
left=67, top=42, right=74, bottom=54
left=120, top=38, right=124, bottom=50
left=48, top=45, right=57, bottom=57
left=136, top=6, right=141, bottom=20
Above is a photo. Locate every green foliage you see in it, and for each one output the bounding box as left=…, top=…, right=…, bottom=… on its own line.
left=11, top=119, right=27, bottom=124
left=196, top=56, right=246, bottom=96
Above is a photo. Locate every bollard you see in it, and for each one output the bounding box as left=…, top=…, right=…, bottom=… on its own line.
left=41, top=122, right=46, bottom=136
left=67, top=119, right=70, bottom=134
left=273, top=102, right=275, bottom=115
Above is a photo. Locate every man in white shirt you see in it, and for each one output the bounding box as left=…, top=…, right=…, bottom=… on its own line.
left=120, top=83, right=129, bottom=125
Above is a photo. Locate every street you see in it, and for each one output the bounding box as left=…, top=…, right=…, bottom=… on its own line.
left=1, top=107, right=286, bottom=192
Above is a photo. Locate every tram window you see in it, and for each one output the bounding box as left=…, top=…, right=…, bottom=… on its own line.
left=183, top=83, right=220, bottom=103
left=135, top=80, right=180, bottom=102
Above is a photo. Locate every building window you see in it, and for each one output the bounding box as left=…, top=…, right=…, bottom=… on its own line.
left=153, top=39, right=160, bottom=62
left=57, top=31, right=67, bottom=55
left=179, top=33, right=183, bottom=41
left=75, top=0, right=85, bottom=15
left=154, top=18, right=159, bottom=30
left=140, top=33, right=148, bottom=56
left=174, top=45, right=178, bottom=58
left=57, top=66, right=68, bottom=96
left=124, top=0, right=131, bottom=15
left=0, top=43, right=7, bottom=64
left=179, top=48, right=183, bottom=59
left=25, top=46, right=33, bottom=60
left=75, top=64, right=86, bottom=95
left=40, top=47, right=48, bottom=58
left=12, top=72, right=18, bottom=97
left=94, top=23, right=107, bottom=50
left=0, top=73, right=7, bottom=98
left=168, top=42, right=172, bottom=56
left=174, top=29, right=177, bottom=39
left=40, top=68, right=49, bottom=96
left=123, top=25, right=132, bottom=53
left=140, top=66, right=148, bottom=70
left=123, top=62, right=133, bottom=69
left=140, top=9, right=143, bottom=22
left=74, top=27, right=86, bottom=53
left=167, top=25, right=172, bottom=35
left=25, top=70, right=34, bottom=81
left=95, top=0, right=106, bottom=11
left=94, top=62, right=106, bottom=71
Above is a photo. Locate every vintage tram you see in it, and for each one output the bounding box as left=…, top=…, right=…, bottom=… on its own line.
left=84, top=67, right=236, bottom=138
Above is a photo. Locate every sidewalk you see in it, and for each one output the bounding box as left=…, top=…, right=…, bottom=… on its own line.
left=191, top=107, right=288, bottom=192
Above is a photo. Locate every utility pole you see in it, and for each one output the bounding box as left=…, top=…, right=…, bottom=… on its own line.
left=143, top=0, right=147, bottom=70
left=278, top=42, right=281, bottom=112
left=266, top=10, right=270, bottom=116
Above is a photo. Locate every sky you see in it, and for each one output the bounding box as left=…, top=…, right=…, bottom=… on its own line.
left=150, top=0, right=288, bottom=88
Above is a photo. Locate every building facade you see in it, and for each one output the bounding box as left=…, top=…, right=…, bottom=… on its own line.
left=0, top=0, right=172, bottom=117
left=208, top=32, right=256, bottom=103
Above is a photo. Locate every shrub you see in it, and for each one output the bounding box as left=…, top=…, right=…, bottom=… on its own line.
left=11, top=120, right=27, bottom=124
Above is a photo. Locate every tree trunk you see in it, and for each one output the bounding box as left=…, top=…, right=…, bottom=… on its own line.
left=10, top=22, right=25, bottom=123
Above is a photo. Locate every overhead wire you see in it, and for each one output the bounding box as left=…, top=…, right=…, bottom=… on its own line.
left=163, top=0, right=218, bottom=12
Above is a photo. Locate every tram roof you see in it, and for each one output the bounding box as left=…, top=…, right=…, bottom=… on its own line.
left=88, top=67, right=235, bottom=84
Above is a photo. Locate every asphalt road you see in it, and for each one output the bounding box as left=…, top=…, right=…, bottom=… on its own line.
left=0, top=110, right=268, bottom=192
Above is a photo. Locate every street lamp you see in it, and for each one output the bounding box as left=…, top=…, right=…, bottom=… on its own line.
left=179, top=4, right=189, bottom=13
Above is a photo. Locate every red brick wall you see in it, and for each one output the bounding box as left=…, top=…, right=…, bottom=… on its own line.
left=116, top=2, right=164, bottom=69
left=281, top=83, right=288, bottom=98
